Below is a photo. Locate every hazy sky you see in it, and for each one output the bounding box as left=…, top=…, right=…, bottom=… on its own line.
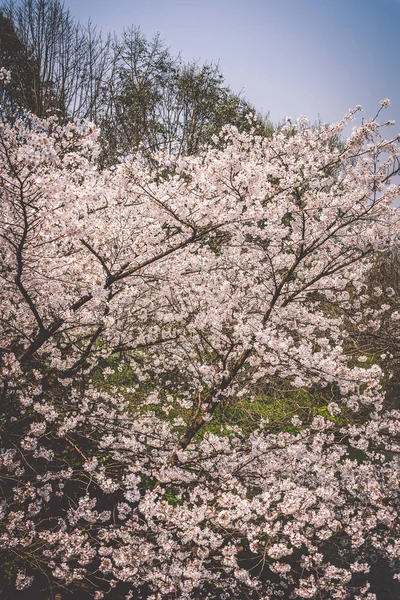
left=64, top=0, right=400, bottom=128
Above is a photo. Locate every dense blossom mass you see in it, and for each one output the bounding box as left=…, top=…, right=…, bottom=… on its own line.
left=0, top=74, right=400, bottom=598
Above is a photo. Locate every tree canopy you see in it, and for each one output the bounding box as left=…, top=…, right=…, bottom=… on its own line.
left=0, top=0, right=272, bottom=163
left=0, top=75, right=399, bottom=597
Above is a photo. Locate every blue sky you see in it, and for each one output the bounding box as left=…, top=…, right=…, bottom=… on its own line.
left=65, top=0, right=400, bottom=128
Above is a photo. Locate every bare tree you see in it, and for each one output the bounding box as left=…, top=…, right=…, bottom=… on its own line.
left=1, top=0, right=111, bottom=119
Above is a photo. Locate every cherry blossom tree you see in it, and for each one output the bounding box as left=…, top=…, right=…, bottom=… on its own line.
left=1, top=79, right=400, bottom=598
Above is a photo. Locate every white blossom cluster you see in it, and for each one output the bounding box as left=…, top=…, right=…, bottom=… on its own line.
left=0, top=99, right=399, bottom=598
